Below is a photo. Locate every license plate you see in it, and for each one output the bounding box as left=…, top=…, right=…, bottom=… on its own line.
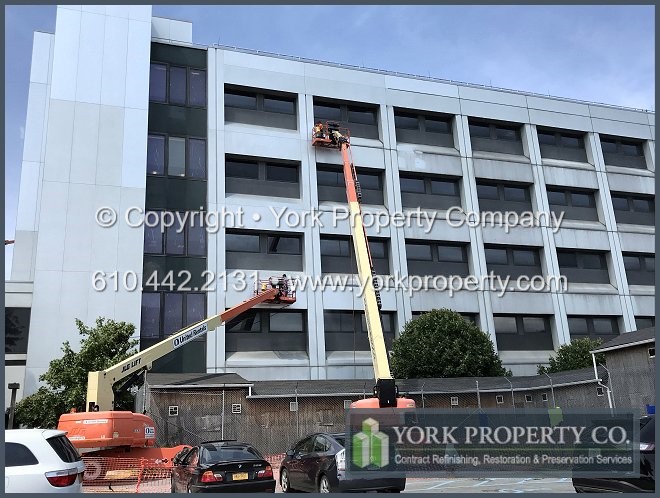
left=232, top=472, right=248, bottom=481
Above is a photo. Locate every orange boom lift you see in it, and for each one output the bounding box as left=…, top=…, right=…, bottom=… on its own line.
left=312, top=121, right=415, bottom=410
left=57, top=277, right=295, bottom=458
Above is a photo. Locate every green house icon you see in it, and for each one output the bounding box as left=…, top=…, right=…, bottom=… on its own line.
left=352, top=417, right=389, bottom=468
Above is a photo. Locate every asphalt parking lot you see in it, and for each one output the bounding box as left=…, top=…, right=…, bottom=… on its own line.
left=403, top=477, right=575, bottom=493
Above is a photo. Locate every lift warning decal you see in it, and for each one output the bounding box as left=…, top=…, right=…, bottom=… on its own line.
left=172, top=323, right=209, bottom=350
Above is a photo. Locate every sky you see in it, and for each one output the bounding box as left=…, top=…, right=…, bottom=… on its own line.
left=4, top=4, right=655, bottom=275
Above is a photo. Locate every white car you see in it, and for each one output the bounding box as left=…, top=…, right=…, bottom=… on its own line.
left=5, top=429, right=85, bottom=493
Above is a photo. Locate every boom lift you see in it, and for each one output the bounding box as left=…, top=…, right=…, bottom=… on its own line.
left=312, top=121, right=415, bottom=410
left=58, top=277, right=295, bottom=456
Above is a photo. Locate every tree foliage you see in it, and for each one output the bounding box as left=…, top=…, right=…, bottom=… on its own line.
left=14, top=318, right=138, bottom=428
left=390, top=308, right=509, bottom=378
left=537, top=337, right=605, bottom=375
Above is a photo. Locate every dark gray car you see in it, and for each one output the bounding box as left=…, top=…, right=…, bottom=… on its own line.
left=280, top=432, right=405, bottom=493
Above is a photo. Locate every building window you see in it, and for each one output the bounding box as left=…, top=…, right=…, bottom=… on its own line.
left=149, top=63, right=207, bottom=107
left=557, top=249, right=610, bottom=284
left=496, top=395, right=504, bottom=404
left=649, top=347, right=656, bottom=359
left=468, top=119, right=524, bottom=155
left=394, top=108, right=454, bottom=147
left=636, top=317, right=655, bottom=330
left=541, top=393, right=548, bottom=402
left=567, top=316, right=620, bottom=342
left=450, top=396, right=459, bottom=406
left=324, top=311, right=396, bottom=351
left=226, top=85, right=297, bottom=129
left=525, top=394, right=533, bottom=403
left=320, top=236, right=389, bottom=275
left=546, top=187, right=599, bottom=222
left=140, top=292, right=207, bottom=340
left=476, top=181, right=532, bottom=214
left=143, top=211, right=207, bottom=257
left=596, top=387, right=604, bottom=396
left=484, top=245, right=542, bottom=279
left=537, top=128, right=588, bottom=163
left=313, top=98, right=379, bottom=139
left=225, top=310, right=307, bottom=352
left=226, top=230, right=303, bottom=271
left=147, top=134, right=206, bottom=179
left=623, top=252, right=655, bottom=286
left=5, top=307, right=31, bottom=355
left=317, top=163, right=384, bottom=205
left=494, top=314, right=554, bottom=351
left=600, top=135, right=646, bottom=169
left=610, top=192, right=655, bottom=226
left=405, top=241, right=469, bottom=277
left=400, top=173, right=461, bottom=210
left=225, top=155, right=300, bottom=198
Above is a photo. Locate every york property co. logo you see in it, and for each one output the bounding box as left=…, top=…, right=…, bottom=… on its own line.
left=352, top=418, right=389, bottom=468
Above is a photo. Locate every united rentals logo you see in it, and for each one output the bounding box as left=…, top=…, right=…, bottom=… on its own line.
left=172, top=323, right=208, bottom=350
left=352, top=418, right=389, bottom=469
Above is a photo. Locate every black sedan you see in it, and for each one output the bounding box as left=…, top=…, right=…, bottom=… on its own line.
left=572, top=415, right=655, bottom=493
left=280, top=432, right=405, bottom=493
left=171, top=440, right=276, bottom=493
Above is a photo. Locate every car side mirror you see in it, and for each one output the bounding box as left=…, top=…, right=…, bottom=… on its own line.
left=286, top=449, right=295, bottom=457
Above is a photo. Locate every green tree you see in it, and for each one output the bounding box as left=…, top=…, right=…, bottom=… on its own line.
left=15, top=318, right=138, bottom=428
left=390, top=308, right=508, bottom=378
left=537, top=337, right=605, bottom=374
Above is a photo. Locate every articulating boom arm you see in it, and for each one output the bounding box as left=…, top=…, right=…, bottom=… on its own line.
left=86, top=278, right=295, bottom=411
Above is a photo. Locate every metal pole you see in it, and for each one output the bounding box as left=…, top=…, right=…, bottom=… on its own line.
left=599, top=364, right=616, bottom=413
left=221, top=390, right=225, bottom=440
left=505, top=377, right=515, bottom=409
left=476, top=380, right=481, bottom=409
left=421, top=383, right=425, bottom=409
left=8, top=383, right=19, bottom=429
left=295, top=383, right=300, bottom=437
left=544, top=372, right=556, bottom=407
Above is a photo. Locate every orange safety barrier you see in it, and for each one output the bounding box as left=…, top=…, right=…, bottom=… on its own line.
left=81, top=456, right=172, bottom=494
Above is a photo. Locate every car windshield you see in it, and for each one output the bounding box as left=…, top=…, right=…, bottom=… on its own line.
left=200, top=444, right=263, bottom=464
left=640, top=416, right=655, bottom=443
left=333, top=435, right=346, bottom=447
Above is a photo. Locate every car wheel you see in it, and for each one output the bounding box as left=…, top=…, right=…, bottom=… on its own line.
left=318, top=474, right=332, bottom=493
left=280, top=468, right=293, bottom=493
left=187, top=484, right=193, bottom=493
left=171, top=477, right=176, bottom=493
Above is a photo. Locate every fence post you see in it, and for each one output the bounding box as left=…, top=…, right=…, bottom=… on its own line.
left=599, top=363, right=615, bottom=414
left=221, top=390, right=225, bottom=440
left=295, top=382, right=299, bottom=437
left=476, top=380, right=481, bottom=409
left=421, top=383, right=425, bottom=409
left=505, top=376, right=515, bottom=410
left=544, top=372, right=556, bottom=407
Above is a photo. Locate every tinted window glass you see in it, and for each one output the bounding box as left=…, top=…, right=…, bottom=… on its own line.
left=645, top=255, right=654, bottom=271
left=477, top=184, right=499, bottom=200
left=47, top=435, right=82, bottom=463
left=431, top=179, right=457, bottom=196
left=640, top=416, right=655, bottom=443
left=571, top=192, right=593, bottom=207
left=226, top=233, right=260, bottom=252
left=226, top=310, right=260, bottom=332
left=267, top=235, right=301, bottom=254
left=496, top=126, right=518, bottom=141
left=144, top=218, right=163, bottom=254
left=317, top=169, right=343, bottom=187
left=395, top=114, right=418, bottom=130
left=348, top=107, right=376, bottom=125
left=406, top=243, right=432, bottom=261
left=201, top=444, right=263, bottom=464
left=557, top=252, right=578, bottom=267
left=513, top=249, right=537, bottom=266
left=187, top=139, right=206, bottom=179
left=438, top=245, right=465, bottom=263
left=264, top=96, right=295, bottom=114
left=469, top=123, right=490, bottom=138
left=537, top=131, right=556, bottom=145
left=547, top=190, right=567, bottom=205
left=168, top=137, right=186, bottom=176
left=561, top=135, right=581, bottom=148
left=186, top=293, right=206, bottom=326
left=358, top=170, right=381, bottom=190
left=582, top=253, right=605, bottom=269
left=5, top=308, right=31, bottom=355
left=141, top=293, right=160, bottom=338
left=568, top=317, right=589, bottom=335
left=187, top=220, right=206, bottom=256
left=592, top=318, right=616, bottom=334
left=225, top=91, right=257, bottom=109
left=600, top=139, right=617, bottom=153
left=314, top=103, right=341, bottom=120
left=166, top=223, right=185, bottom=255
left=494, top=316, right=517, bottom=333
left=523, top=317, right=547, bottom=334
left=400, top=177, right=425, bottom=193
left=503, top=186, right=527, bottom=202
left=621, top=143, right=642, bottom=156
left=425, top=117, right=451, bottom=134
left=370, top=241, right=387, bottom=259
left=623, top=255, right=641, bottom=271
left=266, top=164, right=298, bottom=183
left=164, top=293, right=183, bottom=336
left=485, top=248, right=508, bottom=265
left=270, top=312, right=304, bottom=332
left=226, top=160, right=258, bottom=179
left=147, top=135, right=165, bottom=175
left=169, top=66, right=187, bottom=105
left=189, top=69, right=207, bottom=106
left=149, top=63, right=167, bottom=102
left=320, top=238, right=349, bottom=256
left=6, top=443, right=39, bottom=467
left=632, top=198, right=652, bottom=213
left=610, top=196, right=629, bottom=211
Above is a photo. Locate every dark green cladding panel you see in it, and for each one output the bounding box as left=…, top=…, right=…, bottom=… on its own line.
left=146, top=176, right=207, bottom=211
left=151, top=42, right=207, bottom=68
left=148, top=104, right=207, bottom=137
